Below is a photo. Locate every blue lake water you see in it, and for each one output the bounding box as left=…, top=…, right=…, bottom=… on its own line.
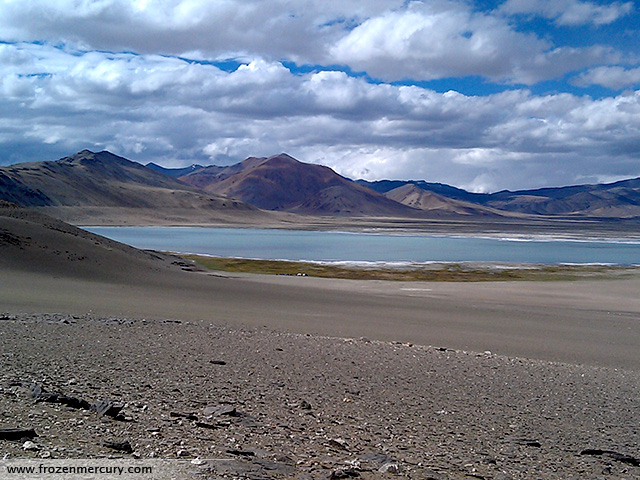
left=84, top=226, right=640, bottom=265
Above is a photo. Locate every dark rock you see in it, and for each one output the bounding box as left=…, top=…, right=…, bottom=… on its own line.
left=503, top=437, right=541, bottom=448
left=358, top=452, right=391, bottom=466
left=300, top=400, right=312, bottom=410
left=226, top=449, right=255, bottom=457
left=56, top=395, right=91, bottom=410
left=330, top=468, right=360, bottom=478
left=104, top=440, right=133, bottom=454
left=195, top=421, right=221, bottom=430
left=580, top=449, right=640, bottom=467
left=327, top=438, right=349, bottom=451
left=170, top=411, right=198, bottom=421
left=0, top=427, right=37, bottom=441
left=204, top=405, right=237, bottom=417
left=91, top=400, right=125, bottom=418
left=209, top=360, right=227, bottom=365
left=31, top=384, right=90, bottom=410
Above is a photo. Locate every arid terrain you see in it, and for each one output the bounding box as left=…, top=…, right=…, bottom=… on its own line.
left=1, top=203, right=639, bottom=479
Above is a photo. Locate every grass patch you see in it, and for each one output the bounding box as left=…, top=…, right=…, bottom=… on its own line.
left=181, top=255, right=640, bottom=282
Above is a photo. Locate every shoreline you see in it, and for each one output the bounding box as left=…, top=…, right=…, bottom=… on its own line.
left=181, top=254, right=640, bottom=282
left=84, top=223, right=640, bottom=244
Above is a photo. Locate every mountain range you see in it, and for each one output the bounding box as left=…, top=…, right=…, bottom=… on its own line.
left=358, top=177, right=640, bottom=217
left=1, top=149, right=639, bottom=220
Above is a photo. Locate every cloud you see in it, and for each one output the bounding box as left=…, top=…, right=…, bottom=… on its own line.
left=500, top=0, right=634, bottom=26
left=0, top=0, right=401, bottom=61
left=572, top=65, right=640, bottom=90
left=0, top=0, right=625, bottom=85
left=1, top=42, right=639, bottom=192
left=330, top=1, right=615, bottom=84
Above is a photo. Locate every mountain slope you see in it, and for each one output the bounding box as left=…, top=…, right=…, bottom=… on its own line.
left=485, top=178, right=640, bottom=217
left=359, top=177, right=640, bottom=218
left=179, top=153, right=420, bottom=216
left=0, top=150, right=252, bottom=212
left=145, top=162, right=205, bottom=178
left=0, top=201, right=179, bottom=280
left=384, top=184, right=501, bottom=216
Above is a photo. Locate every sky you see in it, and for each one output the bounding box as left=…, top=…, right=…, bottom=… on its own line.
left=1, top=0, right=639, bottom=192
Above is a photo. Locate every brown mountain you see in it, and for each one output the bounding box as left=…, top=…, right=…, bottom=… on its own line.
left=179, top=153, right=420, bottom=216
left=0, top=150, right=256, bottom=223
left=384, top=184, right=503, bottom=217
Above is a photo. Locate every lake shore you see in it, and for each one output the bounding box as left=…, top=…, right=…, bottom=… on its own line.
left=36, top=205, right=640, bottom=241
left=183, top=254, right=640, bottom=282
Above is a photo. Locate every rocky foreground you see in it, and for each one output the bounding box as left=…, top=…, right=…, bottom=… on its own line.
left=1, top=313, right=638, bottom=479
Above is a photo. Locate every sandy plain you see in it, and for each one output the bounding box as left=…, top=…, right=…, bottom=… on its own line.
left=1, top=204, right=639, bottom=478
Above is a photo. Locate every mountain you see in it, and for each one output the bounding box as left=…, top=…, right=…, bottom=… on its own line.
left=484, top=178, right=640, bottom=217
left=383, top=184, right=501, bottom=217
left=357, top=179, right=483, bottom=203
left=358, top=177, right=640, bottom=218
left=145, top=162, right=205, bottom=178
left=178, top=153, right=421, bottom=216
left=0, top=150, right=252, bottom=212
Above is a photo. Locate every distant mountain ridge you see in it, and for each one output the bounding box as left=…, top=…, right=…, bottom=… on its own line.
left=2, top=149, right=639, bottom=220
left=0, top=150, right=252, bottom=212
left=146, top=162, right=204, bottom=178
left=358, top=178, right=640, bottom=218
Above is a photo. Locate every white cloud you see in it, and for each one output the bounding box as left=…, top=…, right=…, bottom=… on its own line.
left=1, top=42, right=639, bottom=191
left=572, top=65, right=640, bottom=90
left=0, top=0, right=626, bottom=85
left=330, top=1, right=615, bottom=83
left=500, top=0, right=633, bottom=26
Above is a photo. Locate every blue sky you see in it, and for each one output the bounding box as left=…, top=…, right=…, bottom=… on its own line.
left=0, top=0, right=639, bottom=192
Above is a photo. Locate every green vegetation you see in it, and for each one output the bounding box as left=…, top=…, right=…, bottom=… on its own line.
left=182, top=255, right=640, bottom=282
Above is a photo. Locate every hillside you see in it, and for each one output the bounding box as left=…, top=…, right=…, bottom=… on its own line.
left=384, top=184, right=502, bottom=217
left=146, top=162, right=205, bottom=178
left=359, top=178, right=640, bottom=218
left=485, top=178, right=640, bottom=217
left=0, top=150, right=248, bottom=209
left=0, top=201, right=179, bottom=280
left=178, top=153, right=420, bottom=216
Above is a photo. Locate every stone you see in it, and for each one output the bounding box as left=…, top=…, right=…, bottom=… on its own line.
left=209, top=360, right=227, bottom=365
left=0, top=427, right=38, bottom=441
left=330, top=468, right=360, bottom=478
left=327, top=438, right=349, bottom=451
left=170, top=411, right=198, bottom=420
left=91, top=400, right=125, bottom=418
left=379, top=462, right=402, bottom=474
left=580, top=449, right=640, bottom=467
left=204, top=405, right=237, bottom=417
left=22, top=440, right=40, bottom=451
left=226, top=449, right=255, bottom=457
left=104, top=440, right=133, bottom=454
left=31, top=384, right=90, bottom=410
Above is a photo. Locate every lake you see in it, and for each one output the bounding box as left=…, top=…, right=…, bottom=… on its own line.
left=84, top=226, right=640, bottom=266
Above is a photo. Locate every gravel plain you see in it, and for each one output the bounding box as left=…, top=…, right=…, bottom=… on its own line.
left=1, top=312, right=639, bottom=479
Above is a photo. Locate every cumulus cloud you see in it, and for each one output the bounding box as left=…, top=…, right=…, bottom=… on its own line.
left=0, top=0, right=626, bottom=85
left=572, top=65, right=640, bottom=90
left=500, top=0, right=634, bottom=26
left=0, top=0, right=401, bottom=61
left=330, top=1, right=615, bottom=83
left=1, top=42, right=639, bottom=191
